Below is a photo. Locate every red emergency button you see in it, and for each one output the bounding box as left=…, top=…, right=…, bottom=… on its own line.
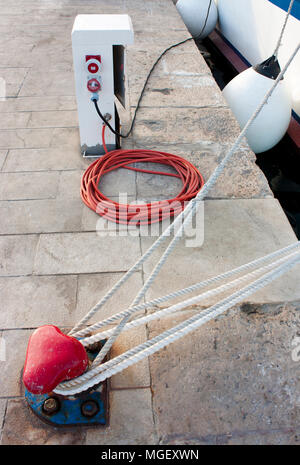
left=87, top=78, right=101, bottom=93
left=87, top=62, right=99, bottom=74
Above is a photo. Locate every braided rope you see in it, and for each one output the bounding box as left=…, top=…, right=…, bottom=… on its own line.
left=90, top=41, right=300, bottom=367
left=55, top=249, right=300, bottom=391
left=54, top=254, right=300, bottom=395
left=274, top=0, right=295, bottom=58
left=62, top=41, right=300, bottom=393
left=82, top=248, right=300, bottom=343
left=73, top=241, right=300, bottom=340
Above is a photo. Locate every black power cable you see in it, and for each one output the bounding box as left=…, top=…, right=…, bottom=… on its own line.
left=93, top=0, right=213, bottom=138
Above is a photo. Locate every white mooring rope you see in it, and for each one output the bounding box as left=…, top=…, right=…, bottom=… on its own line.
left=274, top=0, right=295, bottom=58
left=55, top=251, right=300, bottom=395
left=59, top=38, right=300, bottom=394
left=72, top=240, right=300, bottom=340
left=81, top=248, right=300, bottom=342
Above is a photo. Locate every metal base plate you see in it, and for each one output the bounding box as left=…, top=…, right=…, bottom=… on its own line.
left=25, top=342, right=109, bottom=427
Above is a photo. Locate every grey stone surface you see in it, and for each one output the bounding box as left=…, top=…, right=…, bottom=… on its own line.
left=131, top=75, right=226, bottom=109
left=1, top=399, right=85, bottom=445
left=0, top=275, right=77, bottom=328
left=133, top=106, right=249, bottom=147
left=141, top=199, right=300, bottom=306
left=85, top=389, right=157, bottom=445
left=109, top=325, right=151, bottom=389
left=0, top=235, right=38, bottom=276
left=0, top=0, right=298, bottom=446
left=134, top=146, right=273, bottom=200
left=19, top=70, right=75, bottom=97
left=0, top=399, right=6, bottom=430
left=34, top=232, right=141, bottom=275
left=0, top=150, right=8, bottom=170
left=148, top=302, right=300, bottom=443
left=58, top=168, right=137, bottom=200
left=0, top=96, right=76, bottom=113
left=0, top=68, right=29, bottom=98
left=27, top=110, right=78, bottom=128
left=0, top=199, right=83, bottom=234
left=0, top=329, right=32, bottom=397
left=0, top=171, right=59, bottom=200
left=80, top=196, right=138, bottom=232
left=75, top=271, right=144, bottom=324
left=3, top=147, right=87, bottom=172
left=0, top=128, right=56, bottom=149
left=57, top=170, right=85, bottom=200
left=0, top=112, right=31, bottom=130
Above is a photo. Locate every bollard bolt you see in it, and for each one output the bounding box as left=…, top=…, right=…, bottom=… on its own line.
left=42, top=397, right=60, bottom=415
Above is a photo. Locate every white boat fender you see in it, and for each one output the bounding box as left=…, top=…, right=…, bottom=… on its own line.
left=222, top=55, right=292, bottom=154
left=176, top=0, right=218, bottom=40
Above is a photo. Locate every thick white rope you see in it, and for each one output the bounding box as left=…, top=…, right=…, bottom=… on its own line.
left=54, top=253, right=300, bottom=395
left=55, top=248, right=300, bottom=392
left=68, top=3, right=294, bottom=339
left=61, top=41, right=300, bottom=391
left=61, top=40, right=300, bottom=393
left=68, top=201, right=196, bottom=336
left=90, top=41, right=300, bottom=367
left=274, top=0, right=295, bottom=58
left=72, top=241, right=300, bottom=340
left=81, top=248, right=300, bottom=343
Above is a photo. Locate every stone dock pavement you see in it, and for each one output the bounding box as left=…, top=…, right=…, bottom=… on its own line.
left=0, top=0, right=299, bottom=445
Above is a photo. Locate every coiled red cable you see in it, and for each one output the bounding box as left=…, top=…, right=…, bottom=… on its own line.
left=80, top=125, right=204, bottom=225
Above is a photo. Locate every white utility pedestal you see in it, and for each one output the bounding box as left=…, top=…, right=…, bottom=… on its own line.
left=72, top=15, right=134, bottom=156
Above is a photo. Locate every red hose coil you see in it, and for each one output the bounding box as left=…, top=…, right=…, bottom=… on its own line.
left=80, top=125, right=205, bottom=225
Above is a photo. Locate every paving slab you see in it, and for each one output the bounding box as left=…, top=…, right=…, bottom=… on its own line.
left=0, top=128, right=55, bottom=149
left=19, top=69, right=75, bottom=97
left=0, top=171, right=59, bottom=200
left=27, top=110, right=78, bottom=128
left=58, top=168, right=137, bottom=200
left=0, top=47, right=36, bottom=68
left=85, top=389, right=157, bottom=445
left=0, top=234, right=38, bottom=276
left=131, top=75, right=225, bottom=109
left=50, top=127, right=80, bottom=149
left=133, top=106, right=249, bottom=148
left=0, top=112, right=31, bottom=130
left=128, top=45, right=213, bottom=107
left=81, top=195, right=138, bottom=233
left=134, top=144, right=273, bottom=200
left=0, top=96, right=77, bottom=113
left=141, top=199, right=300, bottom=306
left=57, top=170, right=84, bottom=200
left=148, top=302, right=300, bottom=443
left=0, top=0, right=298, bottom=447
left=0, top=150, right=7, bottom=170
left=217, top=428, right=300, bottom=445
left=1, top=398, right=86, bottom=445
left=0, top=399, right=6, bottom=430
left=2, top=147, right=87, bottom=172
left=75, top=271, right=144, bottom=324
left=0, top=329, right=32, bottom=397
left=34, top=232, right=141, bottom=275
left=0, top=275, right=77, bottom=329
left=109, top=325, right=151, bottom=389
left=0, top=68, right=29, bottom=98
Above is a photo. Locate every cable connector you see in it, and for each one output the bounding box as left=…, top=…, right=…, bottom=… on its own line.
left=90, top=93, right=99, bottom=102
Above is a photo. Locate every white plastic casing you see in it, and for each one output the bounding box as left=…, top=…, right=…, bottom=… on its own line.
left=72, top=15, right=134, bottom=155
